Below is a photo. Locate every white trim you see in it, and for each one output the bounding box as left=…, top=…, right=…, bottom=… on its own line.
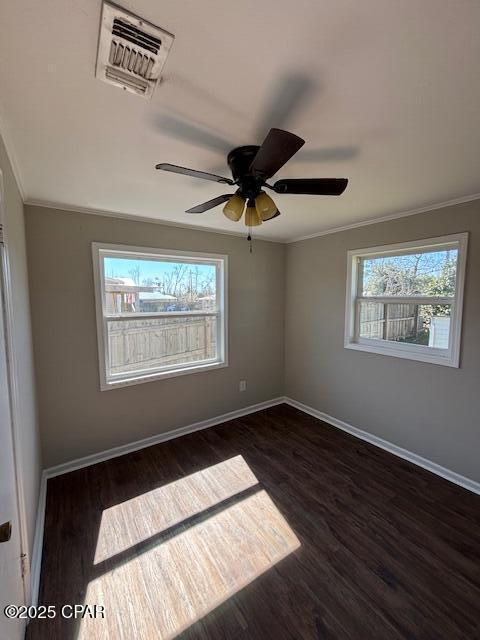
left=288, top=192, right=480, bottom=243
left=344, top=341, right=460, bottom=367
left=0, top=170, right=31, bottom=604
left=107, top=310, right=219, bottom=319
left=25, top=199, right=283, bottom=243
left=25, top=192, right=480, bottom=245
left=103, top=361, right=229, bottom=390
left=30, top=471, right=47, bottom=607
left=344, top=233, right=467, bottom=259
left=356, top=295, right=454, bottom=305
left=44, top=397, right=285, bottom=478
left=30, top=393, right=480, bottom=609
left=284, top=398, right=480, bottom=495
left=344, top=233, right=468, bottom=368
left=92, top=242, right=228, bottom=390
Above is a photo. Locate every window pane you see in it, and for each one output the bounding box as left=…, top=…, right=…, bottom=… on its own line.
left=107, top=315, right=218, bottom=377
left=361, top=249, right=458, bottom=297
left=358, top=301, right=385, bottom=339
left=359, top=302, right=451, bottom=349
left=103, top=256, right=217, bottom=313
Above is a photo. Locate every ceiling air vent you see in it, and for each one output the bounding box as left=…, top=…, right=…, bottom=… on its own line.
left=96, top=1, right=174, bottom=99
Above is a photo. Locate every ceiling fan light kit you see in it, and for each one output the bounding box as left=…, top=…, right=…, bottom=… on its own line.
left=223, top=194, right=245, bottom=221
left=245, top=200, right=262, bottom=227
left=255, top=191, right=277, bottom=221
left=156, top=127, right=349, bottom=235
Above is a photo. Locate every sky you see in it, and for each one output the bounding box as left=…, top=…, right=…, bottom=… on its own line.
left=363, top=249, right=457, bottom=280
left=104, top=257, right=216, bottom=283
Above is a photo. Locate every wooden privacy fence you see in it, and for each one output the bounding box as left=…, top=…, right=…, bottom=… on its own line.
left=107, top=316, right=216, bottom=374
left=359, top=302, right=422, bottom=340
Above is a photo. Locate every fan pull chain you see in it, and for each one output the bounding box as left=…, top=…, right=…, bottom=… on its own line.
left=247, top=230, right=253, bottom=253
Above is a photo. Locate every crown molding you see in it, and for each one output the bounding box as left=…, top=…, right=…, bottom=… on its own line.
left=26, top=190, right=480, bottom=245
left=24, top=198, right=284, bottom=243
left=26, top=191, right=480, bottom=246
left=3, top=116, right=477, bottom=246
left=0, top=102, right=27, bottom=201
left=287, top=192, right=480, bottom=243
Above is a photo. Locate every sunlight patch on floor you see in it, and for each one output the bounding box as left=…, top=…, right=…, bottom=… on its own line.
left=80, top=481, right=300, bottom=639
left=94, top=455, right=259, bottom=564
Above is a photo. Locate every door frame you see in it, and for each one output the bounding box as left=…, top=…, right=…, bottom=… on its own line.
left=0, top=168, right=29, bottom=604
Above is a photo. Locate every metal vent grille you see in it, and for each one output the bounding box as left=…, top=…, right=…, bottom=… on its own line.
left=105, top=66, right=149, bottom=94
left=96, top=2, right=174, bottom=99
left=108, top=40, right=155, bottom=80
left=112, top=18, right=161, bottom=54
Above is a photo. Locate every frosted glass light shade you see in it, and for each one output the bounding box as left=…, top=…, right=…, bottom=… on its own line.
left=255, top=192, right=278, bottom=221
left=245, top=205, right=262, bottom=227
left=223, top=195, right=245, bottom=221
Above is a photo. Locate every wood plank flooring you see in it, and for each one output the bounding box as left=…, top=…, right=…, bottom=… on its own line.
left=27, top=404, right=480, bottom=640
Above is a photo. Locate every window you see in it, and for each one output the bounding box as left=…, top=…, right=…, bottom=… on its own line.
left=92, top=243, right=227, bottom=389
left=344, top=233, right=468, bottom=367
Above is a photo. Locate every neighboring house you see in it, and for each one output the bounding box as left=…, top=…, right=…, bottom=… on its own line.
left=138, top=291, right=177, bottom=312
left=197, top=294, right=216, bottom=311
left=105, top=277, right=176, bottom=313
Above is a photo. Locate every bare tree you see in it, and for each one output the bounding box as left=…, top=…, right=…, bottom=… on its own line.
left=128, top=265, right=141, bottom=285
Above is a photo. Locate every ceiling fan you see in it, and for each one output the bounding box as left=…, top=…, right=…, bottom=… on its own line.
left=155, top=128, right=348, bottom=226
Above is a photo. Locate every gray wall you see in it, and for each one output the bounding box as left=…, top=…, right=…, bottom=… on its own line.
left=25, top=206, right=285, bottom=467
left=285, top=201, right=480, bottom=482
left=24, top=199, right=480, bottom=482
left=0, top=135, right=41, bottom=560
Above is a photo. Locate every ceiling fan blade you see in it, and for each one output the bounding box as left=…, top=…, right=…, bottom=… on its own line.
left=157, top=115, right=235, bottom=153
left=254, top=73, right=317, bottom=141
left=185, top=194, right=234, bottom=214
left=249, top=128, right=305, bottom=178
left=156, top=163, right=234, bottom=185
left=293, top=146, right=359, bottom=163
left=272, top=178, right=348, bottom=195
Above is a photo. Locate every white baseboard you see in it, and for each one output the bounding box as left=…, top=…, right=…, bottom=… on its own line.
left=44, top=397, right=285, bottom=479
left=284, top=397, right=480, bottom=495
left=31, top=394, right=479, bottom=608
left=30, top=396, right=284, bottom=607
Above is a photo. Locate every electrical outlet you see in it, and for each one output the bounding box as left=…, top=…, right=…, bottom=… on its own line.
left=239, top=380, right=247, bottom=392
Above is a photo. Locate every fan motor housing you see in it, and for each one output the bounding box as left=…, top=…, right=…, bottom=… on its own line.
left=227, top=146, right=259, bottom=181
left=227, top=145, right=267, bottom=199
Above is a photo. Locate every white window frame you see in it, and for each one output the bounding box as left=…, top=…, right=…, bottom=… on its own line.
left=92, top=242, right=228, bottom=390
left=344, top=233, right=468, bottom=367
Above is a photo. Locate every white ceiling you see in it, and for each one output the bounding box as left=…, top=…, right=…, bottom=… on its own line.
left=1, top=0, right=479, bottom=241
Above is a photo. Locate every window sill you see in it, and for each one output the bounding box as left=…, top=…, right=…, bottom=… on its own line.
left=344, top=340, right=459, bottom=368
left=100, top=360, right=228, bottom=391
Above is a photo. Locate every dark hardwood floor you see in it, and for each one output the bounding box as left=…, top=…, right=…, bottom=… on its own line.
left=28, top=404, right=480, bottom=640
